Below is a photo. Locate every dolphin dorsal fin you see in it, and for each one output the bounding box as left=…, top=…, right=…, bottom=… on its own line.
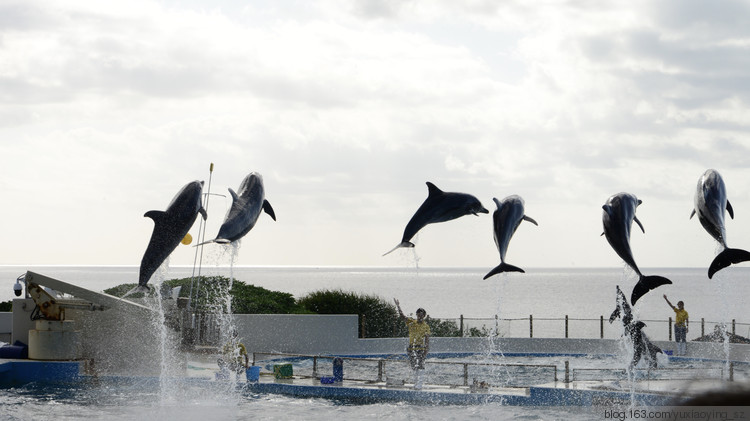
left=228, top=188, right=239, bottom=203
left=523, top=215, right=539, bottom=226
left=727, top=200, right=735, bottom=219
left=144, top=210, right=168, bottom=223
left=634, top=216, right=645, bottom=233
left=263, top=200, right=277, bottom=221
left=426, top=182, right=443, bottom=197
left=492, top=197, right=502, bottom=210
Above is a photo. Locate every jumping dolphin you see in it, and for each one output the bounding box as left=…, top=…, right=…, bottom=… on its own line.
left=690, top=169, right=750, bottom=278
left=602, top=192, right=671, bottom=305
left=483, top=195, right=538, bottom=279
left=609, top=286, right=662, bottom=369
left=138, top=180, right=207, bottom=291
left=383, top=182, right=489, bottom=256
left=201, top=172, right=276, bottom=244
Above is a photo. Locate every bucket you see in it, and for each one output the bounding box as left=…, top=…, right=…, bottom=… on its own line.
left=333, top=357, right=343, bottom=382
left=246, top=366, right=261, bottom=382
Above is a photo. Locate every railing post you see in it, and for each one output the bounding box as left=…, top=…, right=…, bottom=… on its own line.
left=564, top=360, right=570, bottom=383
left=463, top=363, right=469, bottom=386
left=313, top=356, right=318, bottom=378
left=460, top=314, right=464, bottom=337
left=600, top=315, right=604, bottom=339
left=733, top=319, right=736, bottom=336
left=565, top=315, right=569, bottom=338
left=701, top=318, right=705, bottom=337
left=669, top=317, right=673, bottom=341
left=730, top=362, right=734, bottom=381
left=360, top=315, right=366, bottom=338
left=377, top=360, right=384, bottom=382
left=529, top=315, right=533, bottom=338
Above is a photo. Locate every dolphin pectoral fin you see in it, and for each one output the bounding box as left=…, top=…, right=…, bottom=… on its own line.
left=634, top=216, right=645, bottom=234
left=199, top=207, right=208, bottom=220
left=608, top=307, right=620, bottom=323
left=727, top=200, right=735, bottom=219
left=482, top=263, right=525, bottom=280
left=690, top=209, right=696, bottom=219
left=630, top=275, right=672, bottom=305
left=382, top=241, right=415, bottom=256
left=523, top=215, right=538, bottom=226
left=263, top=200, right=277, bottom=221
left=195, top=238, right=218, bottom=246
left=708, top=247, right=750, bottom=278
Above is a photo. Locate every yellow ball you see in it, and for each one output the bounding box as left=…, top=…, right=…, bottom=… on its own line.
left=181, top=233, right=193, bottom=245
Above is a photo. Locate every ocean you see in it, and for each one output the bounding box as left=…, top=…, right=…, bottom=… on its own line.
left=3, top=265, right=749, bottom=341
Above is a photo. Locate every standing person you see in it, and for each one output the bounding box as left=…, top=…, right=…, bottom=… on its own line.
left=664, top=295, right=689, bottom=356
left=394, top=298, right=430, bottom=390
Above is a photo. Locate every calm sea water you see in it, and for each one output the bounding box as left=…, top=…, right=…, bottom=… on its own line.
left=2, top=265, right=748, bottom=420
left=3, top=265, right=750, bottom=340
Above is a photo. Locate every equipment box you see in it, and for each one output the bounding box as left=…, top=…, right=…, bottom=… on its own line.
left=273, top=363, right=293, bottom=379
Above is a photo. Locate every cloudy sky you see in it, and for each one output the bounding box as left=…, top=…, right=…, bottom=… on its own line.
left=2, top=0, right=750, bottom=271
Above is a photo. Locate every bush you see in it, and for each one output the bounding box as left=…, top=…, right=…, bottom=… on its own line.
left=298, top=289, right=400, bottom=338
left=104, top=276, right=306, bottom=314
left=0, top=300, right=11, bottom=312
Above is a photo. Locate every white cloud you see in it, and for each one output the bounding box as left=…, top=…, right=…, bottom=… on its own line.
left=1, top=0, right=750, bottom=272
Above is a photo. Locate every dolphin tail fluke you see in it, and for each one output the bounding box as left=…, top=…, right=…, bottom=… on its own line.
left=708, top=248, right=750, bottom=279
left=382, top=241, right=415, bottom=256
left=483, top=263, right=525, bottom=280
left=631, top=275, right=672, bottom=305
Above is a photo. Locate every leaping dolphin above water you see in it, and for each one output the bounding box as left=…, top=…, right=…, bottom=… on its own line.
left=383, top=182, right=488, bottom=256
left=691, top=169, right=750, bottom=278
left=200, top=172, right=276, bottom=245
left=602, top=192, right=671, bottom=305
left=138, top=180, right=207, bottom=291
left=483, top=195, right=538, bottom=279
left=609, top=286, right=662, bottom=369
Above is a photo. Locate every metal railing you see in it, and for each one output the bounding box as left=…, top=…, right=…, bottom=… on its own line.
left=251, top=352, right=558, bottom=387
left=420, top=315, right=750, bottom=342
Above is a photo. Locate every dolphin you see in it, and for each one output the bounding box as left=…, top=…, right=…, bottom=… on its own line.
left=602, top=192, right=671, bottom=305
left=483, top=195, right=538, bottom=279
left=138, top=180, right=207, bottom=291
left=201, top=172, right=276, bottom=244
left=609, top=286, right=662, bottom=369
left=383, top=182, right=489, bottom=256
left=690, top=169, right=750, bottom=278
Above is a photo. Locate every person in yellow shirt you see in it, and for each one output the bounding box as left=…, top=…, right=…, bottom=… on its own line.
left=394, top=298, right=430, bottom=389
left=664, top=294, right=689, bottom=356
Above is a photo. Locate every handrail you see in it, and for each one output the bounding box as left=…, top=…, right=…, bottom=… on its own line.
left=251, top=351, right=559, bottom=386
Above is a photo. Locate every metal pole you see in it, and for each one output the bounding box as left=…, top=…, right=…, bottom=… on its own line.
left=360, top=315, right=366, bottom=338
left=188, top=163, right=215, bottom=312
left=565, top=315, right=569, bottom=339
left=564, top=360, right=570, bottom=383
left=733, top=319, right=736, bottom=336
left=463, top=363, right=469, bottom=386
left=378, top=360, right=384, bottom=382
left=460, top=314, right=464, bottom=337
left=313, top=357, right=318, bottom=378
left=530, top=315, right=533, bottom=338
left=701, top=318, right=705, bottom=337
left=669, top=317, right=673, bottom=341
left=600, top=315, right=604, bottom=339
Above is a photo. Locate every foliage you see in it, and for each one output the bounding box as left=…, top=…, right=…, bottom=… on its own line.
left=104, top=279, right=468, bottom=338
left=298, top=289, right=400, bottom=338
left=104, top=276, right=306, bottom=314
left=0, top=300, right=11, bottom=312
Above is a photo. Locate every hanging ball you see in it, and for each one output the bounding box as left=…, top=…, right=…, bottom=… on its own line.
left=181, top=233, right=193, bottom=245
